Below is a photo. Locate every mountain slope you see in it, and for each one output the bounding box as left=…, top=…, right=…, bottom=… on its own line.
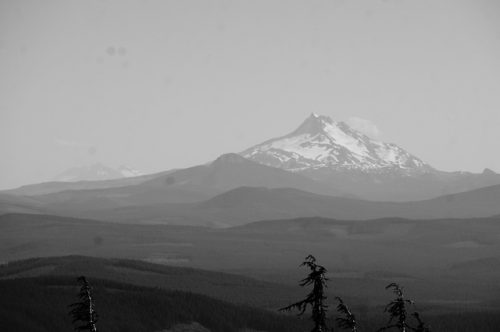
left=137, top=153, right=343, bottom=197
left=0, top=255, right=301, bottom=309
left=8, top=154, right=344, bottom=213
left=0, top=276, right=308, bottom=332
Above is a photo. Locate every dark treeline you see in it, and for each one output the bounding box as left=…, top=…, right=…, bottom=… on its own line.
left=279, top=256, right=500, bottom=332
left=349, top=311, right=500, bottom=332
left=0, top=276, right=311, bottom=332
left=1, top=275, right=499, bottom=331
left=0, top=255, right=301, bottom=309
left=1, top=256, right=500, bottom=332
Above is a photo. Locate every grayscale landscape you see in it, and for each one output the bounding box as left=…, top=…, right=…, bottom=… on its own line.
left=1, top=1, right=500, bottom=331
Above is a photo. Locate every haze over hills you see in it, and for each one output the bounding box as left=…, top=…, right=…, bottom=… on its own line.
left=84, top=184, right=500, bottom=226
left=0, top=154, right=344, bottom=217
left=3, top=170, right=175, bottom=196
left=0, top=193, right=47, bottom=215
left=4, top=183, right=499, bottom=227
left=4, top=154, right=342, bottom=200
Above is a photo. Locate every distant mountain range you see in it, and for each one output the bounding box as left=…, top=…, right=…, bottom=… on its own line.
left=53, top=163, right=143, bottom=182
left=3, top=181, right=500, bottom=227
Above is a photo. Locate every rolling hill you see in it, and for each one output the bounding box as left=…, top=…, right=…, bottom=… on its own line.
left=0, top=275, right=309, bottom=332
left=1, top=219, right=500, bottom=331
left=51, top=183, right=500, bottom=226
left=0, top=255, right=301, bottom=309
left=1, top=213, right=500, bottom=307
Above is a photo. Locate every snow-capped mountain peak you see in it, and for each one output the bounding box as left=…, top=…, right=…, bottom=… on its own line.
left=53, top=163, right=143, bottom=182
left=241, top=113, right=431, bottom=173
left=117, top=165, right=143, bottom=178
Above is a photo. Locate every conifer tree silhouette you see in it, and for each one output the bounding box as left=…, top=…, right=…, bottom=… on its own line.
left=378, top=283, right=414, bottom=332
left=335, top=296, right=357, bottom=331
left=69, top=276, right=98, bottom=332
left=279, top=255, right=329, bottom=332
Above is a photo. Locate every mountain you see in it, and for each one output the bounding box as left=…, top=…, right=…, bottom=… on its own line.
left=242, top=113, right=431, bottom=174
left=141, top=153, right=343, bottom=198
left=241, top=114, right=500, bottom=201
left=53, top=163, right=143, bottom=182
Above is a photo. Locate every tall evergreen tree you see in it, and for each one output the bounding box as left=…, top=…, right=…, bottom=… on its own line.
left=279, top=255, right=329, bottom=332
left=335, top=297, right=357, bottom=332
left=69, top=276, right=98, bottom=332
left=378, top=283, right=414, bottom=332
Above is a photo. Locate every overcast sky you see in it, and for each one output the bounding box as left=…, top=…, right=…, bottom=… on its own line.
left=1, top=0, right=500, bottom=189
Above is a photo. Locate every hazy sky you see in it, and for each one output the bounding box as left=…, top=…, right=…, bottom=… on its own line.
left=1, top=0, right=500, bottom=189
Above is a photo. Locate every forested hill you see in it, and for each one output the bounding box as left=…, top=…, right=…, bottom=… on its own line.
left=0, top=255, right=301, bottom=309
left=0, top=276, right=310, bottom=332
